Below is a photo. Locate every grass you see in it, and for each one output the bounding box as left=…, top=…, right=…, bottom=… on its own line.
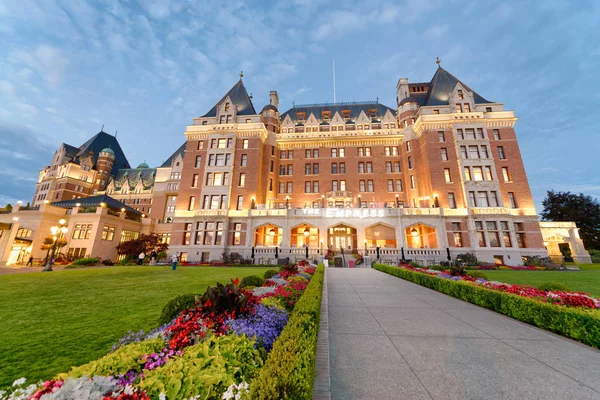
left=0, top=266, right=270, bottom=388
left=484, top=269, right=600, bottom=297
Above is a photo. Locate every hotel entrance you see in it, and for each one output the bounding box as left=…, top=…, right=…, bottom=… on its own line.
left=328, top=224, right=357, bottom=251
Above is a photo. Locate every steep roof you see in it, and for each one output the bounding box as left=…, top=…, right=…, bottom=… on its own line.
left=112, top=168, right=156, bottom=190
left=421, top=66, right=492, bottom=106
left=160, top=142, right=186, bottom=168
left=51, top=194, right=141, bottom=215
left=280, top=101, right=396, bottom=124
left=202, top=79, right=257, bottom=117
left=62, top=143, right=80, bottom=159
left=74, top=131, right=131, bottom=172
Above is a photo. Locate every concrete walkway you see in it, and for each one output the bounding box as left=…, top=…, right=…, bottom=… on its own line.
left=327, top=268, right=600, bottom=400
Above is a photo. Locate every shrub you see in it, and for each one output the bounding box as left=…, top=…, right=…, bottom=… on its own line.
left=158, top=293, right=198, bottom=325
left=279, top=264, right=298, bottom=275
left=249, top=264, right=324, bottom=399
left=374, top=264, right=600, bottom=349
left=450, top=265, right=466, bottom=276
left=240, top=275, right=266, bottom=288
left=590, top=249, right=600, bottom=264
left=138, top=335, right=263, bottom=400
left=409, top=261, right=420, bottom=268
left=537, top=282, right=572, bottom=292
left=467, top=270, right=488, bottom=280
left=198, top=279, right=251, bottom=317
left=101, top=258, right=114, bottom=266
left=58, top=338, right=166, bottom=379
left=70, top=257, right=99, bottom=266
left=264, top=269, right=279, bottom=280
left=228, top=304, right=289, bottom=351
left=455, top=252, right=478, bottom=266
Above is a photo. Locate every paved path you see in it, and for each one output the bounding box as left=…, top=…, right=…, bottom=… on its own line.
left=326, top=268, right=600, bottom=400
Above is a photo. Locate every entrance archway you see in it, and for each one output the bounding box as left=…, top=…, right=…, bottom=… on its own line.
left=254, top=224, right=282, bottom=247
left=290, top=224, right=319, bottom=248
left=405, top=224, right=438, bottom=249
left=328, top=224, right=357, bottom=251
left=366, top=224, right=397, bottom=248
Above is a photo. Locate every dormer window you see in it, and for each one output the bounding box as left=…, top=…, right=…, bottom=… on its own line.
left=342, top=110, right=351, bottom=120
left=225, top=102, right=230, bottom=111
left=322, top=111, right=331, bottom=121
left=296, top=112, right=306, bottom=121
left=457, top=90, right=464, bottom=99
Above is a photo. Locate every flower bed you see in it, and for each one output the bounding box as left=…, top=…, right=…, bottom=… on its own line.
left=4, top=264, right=324, bottom=400
left=374, top=263, right=600, bottom=349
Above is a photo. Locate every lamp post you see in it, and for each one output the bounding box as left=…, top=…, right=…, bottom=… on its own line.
left=285, top=196, right=290, bottom=209
left=43, top=220, right=68, bottom=272
left=358, top=194, right=361, bottom=208
left=395, top=193, right=400, bottom=208
left=321, top=194, right=325, bottom=208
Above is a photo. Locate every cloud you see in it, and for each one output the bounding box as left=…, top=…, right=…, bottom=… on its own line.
left=0, top=80, right=16, bottom=97
left=142, top=0, right=174, bottom=19
left=15, top=102, right=39, bottom=119
left=13, top=45, right=69, bottom=87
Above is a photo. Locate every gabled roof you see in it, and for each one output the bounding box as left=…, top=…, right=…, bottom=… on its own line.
left=421, top=66, right=492, bottom=106
left=51, top=194, right=141, bottom=215
left=160, top=142, right=186, bottom=168
left=280, top=101, right=396, bottom=124
left=74, top=131, right=131, bottom=172
left=201, top=79, right=257, bottom=117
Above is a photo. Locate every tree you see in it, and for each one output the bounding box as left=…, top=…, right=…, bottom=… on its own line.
left=4, top=203, right=12, bottom=211
left=540, top=190, right=600, bottom=250
left=40, top=236, right=67, bottom=251
left=116, top=233, right=169, bottom=258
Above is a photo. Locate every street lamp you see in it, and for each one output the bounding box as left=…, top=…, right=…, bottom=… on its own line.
left=395, top=194, right=400, bottom=208
left=43, top=220, right=68, bottom=272
left=358, top=194, right=361, bottom=208
left=285, top=196, right=290, bottom=209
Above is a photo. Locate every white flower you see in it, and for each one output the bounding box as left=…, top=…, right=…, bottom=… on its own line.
left=124, top=385, right=134, bottom=395
left=159, top=393, right=167, bottom=400
left=12, top=378, right=26, bottom=387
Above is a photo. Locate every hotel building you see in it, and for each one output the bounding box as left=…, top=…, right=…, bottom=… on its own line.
left=0, top=66, right=591, bottom=265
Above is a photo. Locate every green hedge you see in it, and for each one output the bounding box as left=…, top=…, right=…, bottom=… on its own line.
left=374, top=264, right=600, bottom=349
left=249, top=263, right=325, bottom=399
left=158, top=293, right=198, bottom=325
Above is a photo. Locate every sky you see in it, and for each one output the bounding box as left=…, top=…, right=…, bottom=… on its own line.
left=0, top=0, right=599, bottom=210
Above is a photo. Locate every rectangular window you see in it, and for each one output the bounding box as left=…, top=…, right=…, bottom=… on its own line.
left=410, top=175, right=415, bottom=189
left=438, top=131, right=445, bottom=142
left=493, top=129, right=500, bottom=140
left=305, top=163, right=311, bottom=175
left=387, top=179, right=394, bottom=192
left=490, top=191, right=499, bottom=207
left=366, top=162, right=373, bottom=173
left=477, top=191, right=489, bottom=207
left=280, top=150, right=286, bottom=159
left=468, top=191, right=476, bottom=207
left=305, top=181, right=311, bottom=193
left=241, top=154, right=247, bottom=166
left=233, top=223, right=242, bottom=245
left=448, top=192, right=456, bottom=208
left=313, top=181, right=319, bottom=192
left=332, top=163, right=339, bottom=174
left=359, top=180, right=365, bottom=192
left=197, top=141, right=204, bottom=150
left=192, top=174, right=198, bottom=187
left=313, top=149, right=319, bottom=158
left=480, top=146, right=489, bottom=158
left=287, top=182, right=292, bottom=193
left=408, top=156, right=413, bottom=169
left=497, top=146, right=505, bottom=159
left=466, top=128, right=476, bottom=139
left=279, top=182, right=285, bottom=194
left=287, top=150, right=293, bottom=159
left=441, top=148, right=448, bottom=161
left=473, top=166, right=484, bottom=181
left=188, top=196, right=195, bottom=211
left=367, top=180, right=374, bottom=192
left=217, top=138, right=227, bottom=148
left=305, top=149, right=311, bottom=158
left=508, top=192, right=518, bottom=208
left=331, top=148, right=337, bottom=158
left=502, top=167, right=511, bottom=182
left=101, top=225, right=115, bottom=241
left=476, top=127, right=484, bottom=138
left=339, top=148, right=345, bottom=157
left=444, top=168, right=452, bottom=183
left=332, top=180, right=339, bottom=191
left=469, top=145, right=480, bottom=159
left=485, top=166, right=493, bottom=180
left=242, top=139, right=249, bottom=149
left=195, top=156, right=202, bottom=168
left=358, top=162, right=364, bottom=173
left=239, top=173, right=246, bottom=187
left=339, top=162, right=345, bottom=173
left=340, top=180, right=346, bottom=191
left=464, top=167, right=472, bottom=181
left=313, top=163, right=319, bottom=174
left=475, top=221, right=486, bottom=247
left=406, top=142, right=411, bottom=152
left=385, top=161, right=392, bottom=173
left=237, top=196, right=243, bottom=210
left=396, top=179, right=403, bottom=192
left=203, top=195, right=210, bottom=209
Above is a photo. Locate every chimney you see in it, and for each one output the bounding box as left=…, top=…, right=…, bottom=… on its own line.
left=396, top=78, right=409, bottom=106
left=269, top=91, right=279, bottom=109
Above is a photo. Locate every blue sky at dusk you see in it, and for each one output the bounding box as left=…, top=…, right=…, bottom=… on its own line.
left=0, top=0, right=599, bottom=209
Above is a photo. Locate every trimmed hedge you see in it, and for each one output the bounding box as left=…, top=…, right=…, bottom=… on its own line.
left=374, top=264, right=600, bottom=349
left=69, top=257, right=100, bottom=266
left=249, top=263, right=325, bottom=399
left=263, top=269, right=279, bottom=280
left=158, top=293, right=198, bottom=325
left=240, top=275, right=266, bottom=288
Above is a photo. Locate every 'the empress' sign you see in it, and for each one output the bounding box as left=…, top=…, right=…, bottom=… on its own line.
left=302, top=208, right=385, bottom=218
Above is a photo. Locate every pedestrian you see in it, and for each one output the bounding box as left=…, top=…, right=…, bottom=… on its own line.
left=150, top=250, right=157, bottom=266
left=26, top=256, right=34, bottom=266
left=138, top=251, right=145, bottom=265
left=171, top=254, right=178, bottom=271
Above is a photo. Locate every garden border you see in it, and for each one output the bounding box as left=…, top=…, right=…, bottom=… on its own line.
left=374, top=263, right=600, bottom=349
left=248, top=263, right=325, bottom=399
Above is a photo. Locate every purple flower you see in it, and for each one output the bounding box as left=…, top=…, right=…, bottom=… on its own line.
left=227, top=304, right=288, bottom=351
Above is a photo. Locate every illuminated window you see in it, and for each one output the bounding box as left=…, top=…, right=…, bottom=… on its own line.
left=497, top=146, right=505, bottom=159
left=441, top=148, right=448, bottom=161
left=239, top=173, right=246, bottom=187
left=502, top=167, right=511, bottom=182
left=444, top=168, right=452, bottom=183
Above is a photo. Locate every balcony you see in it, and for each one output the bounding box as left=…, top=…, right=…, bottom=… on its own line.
left=325, top=191, right=353, bottom=199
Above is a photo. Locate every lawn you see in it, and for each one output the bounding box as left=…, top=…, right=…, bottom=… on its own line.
left=484, top=269, right=600, bottom=297
left=0, top=266, right=270, bottom=388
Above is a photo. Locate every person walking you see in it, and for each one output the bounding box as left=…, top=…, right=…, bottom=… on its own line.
left=138, top=251, right=145, bottom=265
left=171, top=254, right=178, bottom=271
left=26, top=256, right=34, bottom=266
left=150, top=250, right=157, bottom=266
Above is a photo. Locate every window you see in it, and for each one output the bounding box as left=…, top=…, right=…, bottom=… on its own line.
left=508, top=192, right=518, bottom=208
left=441, top=148, right=448, bottom=161
left=340, top=180, right=346, bottom=191
left=408, top=157, right=413, bottom=169
left=464, top=167, right=472, bottom=181
left=493, top=129, right=500, bottom=140
left=497, top=146, right=505, bottom=159
left=444, top=168, right=452, bottom=183
left=305, top=181, right=312, bottom=193
left=239, top=173, right=246, bottom=187
left=332, top=163, right=339, bottom=174
left=331, top=148, right=337, bottom=158
left=384, top=146, right=399, bottom=156
left=456, top=103, right=463, bottom=113
left=339, top=162, right=345, bottom=173
left=313, top=163, right=319, bottom=174
left=387, top=179, right=394, bottom=192
left=477, top=191, right=489, bottom=207
left=215, top=138, right=227, bottom=148
left=278, top=182, right=285, bottom=194
left=367, top=180, right=374, bottom=192
left=406, top=142, right=411, bottom=152
left=270, top=160, right=274, bottom=172
left=241, top=154, right=247, bottom=166
left=305, top=164, right=312, bottom=175
left=73, top=223, right=93, bottom=240
left=514, top=222, right=526, bottom=248
left=475, top=221, right=486, bottom=247
left=502, top=167, right=511, bottom=182
left=286, top=182, right=292, bottom=193
left=487, top=221, right=501, bottom=247
left=410, top=175, right=415, bottom=189
left=473, top=166, right=484, bottom=181
left=287, top=150, right=293, bottom=159
left=465, top=128, right=476, bottom=139
left=395, top=179, right=403, bottom=192
left=287, top=165, right=293, bottom=175
left=451, top=222, right=462, bottom=247
left=233, top=223, right=242, bottom=245
left=468, top=191, right=476, bottom=207
left=269, top=178, right=273, bottom=191
left=305, top=149, right=311, bottom=158
left=456, top=129, right=464, bottom=140
left=242, top=139, right=249, bottom=149
left=195, top=156, right=202, bottom=168
left=486, top=107, right=492, bottom=112
left=460, top=146, right=468, bottom=159
left=469, top=146, right=480, bottom=159
left=490, top=191, right=499, bottom=207
left=501, top=221, right=512, bottom=247
left=188, top=196, right=195, bottom=211
left=366, top=162, right=373, bottom=173
left=280, top=150, right=287, bottom=159
left=438, top=131, right=445, bottom=142
left=313, top=181, right=319, bottom=192
left=480, top=146, right=489, bottom=158
left=476, top=127, right=484, bottom=139
left=183, top=223, right=192, bottom=245
left=101, top=225, right=115, bottom=241
left=192, top=174, right=198, bottom=187
left=359, top=180, right=365, bottom=192
left=385, top=161, right=392, bottom=173
left=457, top=89, right=464, bottom=99
left=332, top=180, right=339, bottom=191
left=448, top=192, right=456, bottom=208
left=237, top=196, right=244, bottom=210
